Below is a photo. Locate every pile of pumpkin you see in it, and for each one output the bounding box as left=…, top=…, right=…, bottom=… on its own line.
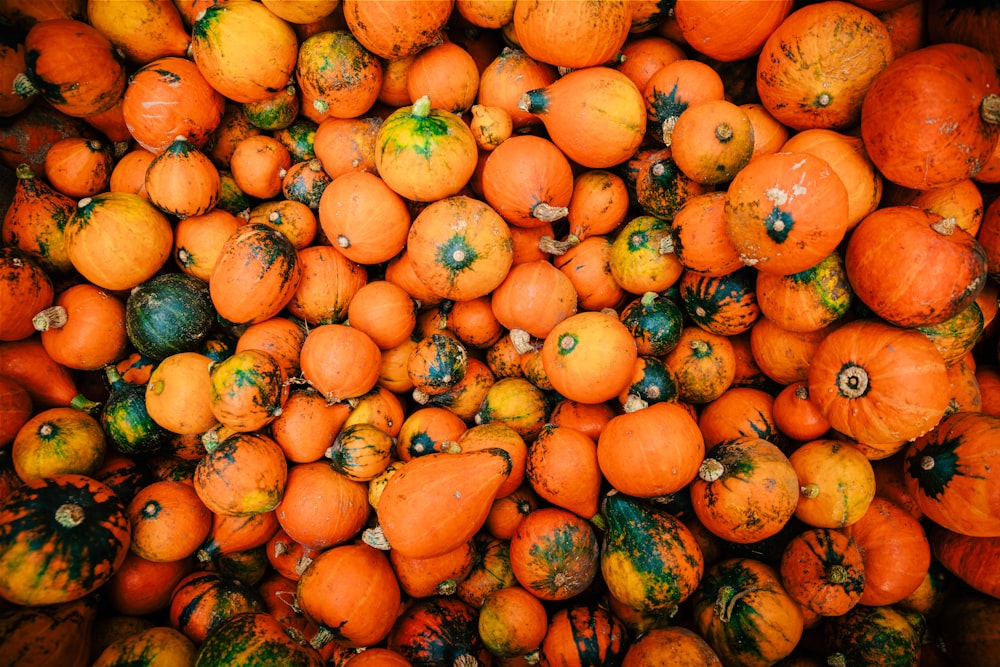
left=1, top=0, right=1000, bottom=665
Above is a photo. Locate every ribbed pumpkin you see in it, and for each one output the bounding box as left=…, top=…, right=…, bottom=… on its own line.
left=481, top=134, right=574, bottom=229
left=209, top=223, right=302, bottom=326
left=388, top=596, right=490, bottom=667
left=0, top=474, right=129, bottom=606
left=779, top=527, right=865, bottom=618
left=65, top=192, right=174, bottom=292
left=903, top=411, right=1000, bottom=537
left=510, top=506, right=600, bottom=602
left=375, top=96, right=478, bottom=202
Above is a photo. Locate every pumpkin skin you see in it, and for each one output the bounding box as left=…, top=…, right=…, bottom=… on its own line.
left=697, top=386, right=779, bottom=449
left=12, top=406, right=107, bottom=482
left=691, top=437, right=800, bottom=544
left=519, top=66, right=647, bottom=169
left=601, top=491, right=704, bottom=616
left=478, top=46, right=558, bottom=130
left=391, top=538, right=476, bottom=599
left=807, top=319, right=950, bottom=449
left=145, top=351, right=218, bottom=436
left=296, top=30, right=381, bottom=122
left=208, top=348, right=289, bottom=433
left=680, top=267, right=760, bottom=337
left=692, top=558, right=804, bottom=667
left=724, top=150, right=850, bottom=276
left=1, top=162, right=76, bottom=275
left=538, top=602, right=627, bottom=667
left=756, top=1, right=894, bottom=131
left=790, top=439, right=876, bottom=528
left=478, top=585, right=548, bottom=659
left=92, top=625, right=197, bottom=667
left=512, top=0, right=630, bottom=70
left=43, top=136, right=112, bottom=199
left=541, top=310, right=638, bottom=405
left=169, top=571, right=266, bottom=645
left=930, top=526, right=1000, bottom=599
left=861, top=42, right=1000, bottom=190
left=144, top=135, right=221, bottom=218
left=779, top=527, right=866, bottom=618
left=0, top=473, right=130, bottom=606
left=673, top=0, right=793, bottom=62
left=127, top=480, right=212, bottom=563
left=0, top=246, right=52, bottom=342
left=275, top=461, right=369, bottom=552
left=194, top=432, right=287, bottom=517
left=35, top=282, right=128, bottom=371
left=341, top=0, right=452, bottom=60
left=491, top=260, right=579, bottom=340
left=481, top=134, right=574, bottom=229
left=845, top=206, right=988, bottom=328
left=619, top=291, right=685, bottom=357
left=190, top=0, right=298, bottom=104
left=65, top=192, right=174, bottom=292
left=20, top=18, right=126, bottom=118
left=755, top=251, right=853, bottom=333
left=610, top=214, right=685, bottom=294
left=388, top=596, right=491, bottom=667
left=509, top=506, right=600, bottom=602
left=903, top=411, right=1000, bottom=537
left=824, top=604, right=924, bottom=667
left=622, top=625, right=723, bottom=667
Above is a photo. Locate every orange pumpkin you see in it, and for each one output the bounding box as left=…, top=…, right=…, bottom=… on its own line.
left=527, top=424, right=601, bottom=520
left=670, top=191, right=744, bottom=276
left=512, top=0, right=630, bottom=69
left=286, top=245, right=367, bottom=326
left=35, top=282, right=127, bottom=371
left=790, top=438, right=876, bottom=528
left=318, top=171, right=411, bottom=266
left=248, top=199, right=317, bottom=250
left=296, top=30, right=382, bottom=122
left=742, top=103, right=791, bottom=160
left=275, top=461, right=370, bottom=551
left=673, top=0, right=793, bottom=62
left=779, top=528, right=865, bottom=618
left=341, top=0, right=452, bottom=60
left=478, top=585, right=548, bottom=659
left=229, top=135, right=292, bottom=200
left=300, top=324, right=381, bottom=404
left=481, top=135, right=573, bottom=229
left=671, top=99, right=755, bottom=184
left=772, top=381, right=832, bottom=442
left=194, top=431, right=287, bottom=516
left=127, top=480, right=211, bottom=563
left=312, top=116, right=382, bottom=179
left=477, top=47, right=557, bottom=130
left=509, top=506, right=600, bottom=601
left=144, top=135, right=221, bottom=218
left=643, top=59, right=725, bottom=146
left=389, top=539, right=476, bottom=599
left=755, top=251, right=853, bottom=333
left=1, top=163, right=76, bottom=275
left=615, top=35, right=686, bottom=95
left=697, top=386, right=778, bottom=448
left=43, top=137, right=113, bottom=199
left=0, top=247, right=53, bottom=343
left=663, top=326, right=737, bottom=404
left=11, top=407, right=106, bottom=482
left=406, top=41, right=479, bottom=114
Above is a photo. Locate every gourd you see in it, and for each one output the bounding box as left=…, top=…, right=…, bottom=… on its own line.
left=509, top=506, right=600, bottom=602
left=126, top=273, right=215, bottom=361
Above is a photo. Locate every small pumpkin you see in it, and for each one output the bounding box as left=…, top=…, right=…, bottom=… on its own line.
left=126, top=272, right=215, bottom=361
left=388, top=595, right=490, bottom=667
left=144, top=135, right=221, bottom=218
left=512, top=0, right=630, bottom=70
left=527, top=423, right=601, bottom=520
left=275, top=461, right=370, bottom=552
left=0, top=246, right=53, bottom=343
left=824, top=604, right=924, bottom=667
left=93, top=626, right=197, bottom=667
left=779, top=527, right=865, bottom=618
left=127, top=480, right=212, bottom=563
left=168, top=571, right=266, bottom=645
left=537, top=602, right=628, bottom=667
left=1, top=163, right=76, bottom=275
left=509, top=506, right=600, bottom=602
left=296, top=30, right=382, bottom=122
left=12, top=407, right=107, bottom=482
left=341, top=0, right=452, bottom=60
left=663, top=326, right=737, bottom=404
left=194, top=432, right=288, bottom=516
left=145, top=351, right=218, bottom=436
left=43, top=137, right=113, bottom=199
left=790, top=439, right=876, bottom=528
left=755, top=251, right=853, bottom=332
left=208, top=348, right=289, bottom=433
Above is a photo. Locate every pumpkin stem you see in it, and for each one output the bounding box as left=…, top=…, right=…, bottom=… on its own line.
left=517, top=89, right=547, bottom=115
left=827, top=653, right=847, bottom=667
left=661, top=116, right=678, bottom=146
left=588, top=512, right=607, bottom=532
left=436, top=579, right=458, bottom=596
left=531, top=202, right=569, bottom=223
left=510, top=329, right=536, bottom=355
left=715, top=123, right=733, bottom=143
left=537, top=234, right=579, bottom=255
left=698, top=458, right=725, bottom=483
left=12, top=73, right=38, bottom=99
left=15, top=163, right=35, bottom=180
left=920, top=455, right=935, bottom=471
left=795, top=384, right=810, bottom=400
left=827, top=564, right=848, bottom=585
left=69, top=394, right=101, bottom=413
left=412, top=388, right=430, bottom=405
left=930, top=216, right=957, bottom=235
left=32, top=306, right=67, bottom=331
left=659, top=235, right=676, bottom=255
left=54, top=503, right=85, bottom=529
left=980, top=93, right=1000, bottom=126
left=835, top=364, right=870, bottom=399
left=438, top=440, right=463, bottom=454
left=453, top=655, right=479, bottom=667
left=411, top=94, right=432, bottom=118
left=800, top=483, right=820, bottom=499
left=361, top=526, right=391, bottom=550
left=309, top=625, right=336, bottom=650
left=714, top=584, right=756, bottom=623
left=640, top=291, right=659, bottom=307
left=623, top=393, right=648, bottom=413
left=523, top=650, right=541, bottom=665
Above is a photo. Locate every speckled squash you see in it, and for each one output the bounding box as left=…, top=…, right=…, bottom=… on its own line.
left=824, top=604, right=924, bottom=667
left=680, top=267, right=760, bottom=336
left=126, top=272, right=215, bottom=361
left=168, top=570, right=266, bottom=644
left=510, top=506, right=600, bottom=602
left=194, top=432, right=288, bottom=516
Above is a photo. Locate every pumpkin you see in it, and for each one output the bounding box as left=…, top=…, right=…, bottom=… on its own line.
left=755, top=251, right=853, bottom=332
left=341, top=0, right=452, bottom=60
left=670, top=99, right=755, bottom=184
left=0, top=40, right=34, bottom=118
left=697, top=386, right=779, bottom=448
left=691, top=437, right=799, bottom=544
left=341, top=385, right=405, bottom=439
left=406, top=195, right=514, bottom=301
left=126, top=480, right=211, bottom=563
left=862, top=42, right=1000, bottom=189
left=469, top=103, right=512, bottom=152
left=644, top=59, right=725, bottom=146
left=842, top=496, right=931, bottom=606
left=229, top=134, right=292, bottom=199
left=108, top=147, right=155, bottom=197
left=478, top=47, right=557, bottom=130
left=490, top=260, right=578, bottom=341
left=631, top=148, right=709, bottom=221
left=1, top=163, right=76, bottom=275
left=481, top=135, right=573, bottom=229
left=390, top=538, right=476, bottom=599
left=296, top=30, right=381, bottom=122
left=388, top=595, right=490, bottom=667
left=511, top=0, right=630, bottom=70
left=324, top=423, right=394, bottom=483
left=65, top=192, right=174, bottom=292
left=663, top=326, right=737, bottom=404
left=807, top=319, right=950, bottom=449
left=375, top=448, right=511, bottom=559
left=756, top=1, right=893, bottom=131
left=278, top=159, right=328, bottom=210
left=0, top=246, right=52, bottom=343
left=507, top=505, right=600, bottom=602
left=317, top=172, right=409, bottom=266
left=375, top=96, right=478, bottom=203
left=845, top=206, right=987, bottom=328
left=194, top=431, right=287, bottom=516
left=0, top=337, right=97, bottom=412
left=168, top=571, right=266, bottom=644
left=406, top=40, right=480, bottom=114
left=275, top=461, right=369, bottom=551
left=93, top=625, right=197, bottom=667
left=779, top=527, right=865, bottom=617
left=724, top=150, right=850, bottom=276
left=790, top=439, right=876, bottom=528
left=619, top=291, right=685, bottom=357
left=485, top=483, right=540, bottom=540
left=742, top=102, right=791, bottom=160
left=825, top=604, right=924, bottom=667
left=446, top=295, right=505, bottom=350
left=930, top=525, right=1000, bottom=600
left=692, top=558, right=804, bottom=667
left=553, top=234, right=625, bottom=311
left=209, top=223, right=302, bottom=326
left=144, top=135, right=221, bottom=218
left=298, top=323, right=381, bottom=405
left=680, top=268, right=760, bottom=337
left=0, top=375, right=32, bottom=448
left=260, top=0, right=340, bottom=24
left=903, top=411, right=1000, bottom=537
left=455, top=534, right=517, bottom=608
left=19, top=18, right=126, bottom=118
left=0, top=473, right=129, bottom=606
left=103, top=549, right=193, bottom=616
left=0, top=595, right=100, bottom=667
left=526, top=423, right=601, bottom=520
left=673, top=0, right=793, bottom=62
left=12, top=407, right=106, bottom=482
left=296, top=543, right=401, bottom=650
left=194, top=610, right=324, bottom=666
left=395, top=406, right=467, bottom=461
left=126, top=273, right=215, bottom=361
left=145, top=351, right=218, bottom=436
left=43, top=137, right=112, bottom=199
left=32, top=282, right=127, bottom=372
left=477, top=585, right=548, bottom=659
left=750, top=316, right=834, bottom=386
left=537, top=602, right=628, bottom=667
left=622, top=625, right=722, bottom=667
left=208, top=349, right=288, bottom=433
left=196, top=509, right=279, bottom=564
left=519, top=66, right=647, bottom=169
left=601, top=491, right=704, bottom=616
left=286, top=245, right=367, bottom=326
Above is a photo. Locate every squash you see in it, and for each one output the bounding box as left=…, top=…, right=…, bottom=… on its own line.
left=663, top=326, right=737, bottom=404
left=680, top=267, right=760, bottom=337
left=317, top=171, right=409, bottom=266
left=519, top=66, right=647, bottom=169
left=779, top=527, right=865, bottom=617
left=601, top=491, right=704, bottom=616
left=537, top=602, right=628, bottom=667
left=0, top=594, right=100, bottom=667
left=144, top=135, right=220, bottom=218
left=790, top=439, right=876, bottom=528
left=19, top=18, right=126, bottom=118
left=229, top=134, right=292, bottom=200
left=406, top=41, right=480, bottom=114
left=697, top=386, right=779, bottom=448
left=43, top=137, right=113, bottom=199
left=126, top=273, right=215, bottom=361
left=0, top=374, right=32, bottom=448
left=65, top=192, right=174, bottom=292
left=938, top=590, right=1000, bottom=667
left=275, top=461, right=370, bottom=551
left=1, top=246, right=53, bottom=342
left=929, top=525, right=1000, bottom=599
left=0, top=337, right=98, bottom=412
left=478, top=585, right=548, bottom=659
left=374, top=448, right=512, bottom=559
left=208, top=348, right=288, bottom=433
left=33, top=282, right=127, bottom=371
left=619, top=291, right=684, bottom=357
left=390, top=538, right=476, bottom=599
left=481, top=134, right=574, bottom=229
left=673, top=0, right=793, bottom=62
left=692, top=558, right=804, bottom=667
left=295, top=30, right=381, bottom=123
left=622, top=625, right=722, bottom=667
left=126, top=480, right=211, bottom=563
left=388, top=596, right=490, bottom=667
left=325, top=422, right=394, bottom=483
left=756, top=251, right=853, bottom=333
left=527, top=423, right=601, bottom=520
left=196, top=510, right=279, bottom=564
left=644, top=59, right=725, bottom=147
left=296, top=543, right=401, bottom=650
left=824, top=604, right=924, bottom=667
left=194, top=611, right=324, bottom=666
left=669, top=191, right=743, bottom=277
left=671, top=99, right=755, bottom=184
left=93, top=625, right=197, bottom=667
left=194, top=432, right=287, bottom=516
left=12, top=406, right=106, bottom=482
left=509, top=506, right=600, bottom=602
left=511, top=0, right=629, bottom=69
left=1, top=163, right=76, bottom=275
left=145, top=351, right=218, bottom=436
left=862, top=42, right=1000, bottom=190
left=86, top=0, right=189, bottom=64
left=756, top=1, right=893, bottom=131
left=807, top=319, right=950, bottom=450
left=341, top=0, right=452, bottom=60
left=0, top=473, right=129, bottom=606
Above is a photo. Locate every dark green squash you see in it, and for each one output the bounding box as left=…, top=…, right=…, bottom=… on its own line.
left=0, top=473, right=130, bottom=606
left=619, top=355, right=679, bottom=410
left=195, top=611, right=324, bottom=667
left=126, top=272, right=216, bottom=361
left=100, top=364, right=171, bottom=455
left=825, top=604, right=924, bottom=667
left=680, top=267, right=760, bottom=336
left=387, top=596, right=490, bottom=667
left=600, top=490, right=704, bottom=616
left=619, top=291, right=685, bottom=356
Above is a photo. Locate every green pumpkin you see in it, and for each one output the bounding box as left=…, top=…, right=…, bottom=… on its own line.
left=100, top=364, right=171, bottom=455
left=126, top=272, right=216, bottom=360
left=619, top=291, right=685, bottom=356
left=600, top=491, right=704, bottom=616
left=825, top=604, right=924, bottom=667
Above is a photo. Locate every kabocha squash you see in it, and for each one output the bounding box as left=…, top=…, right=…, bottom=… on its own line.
left=145, top=351, right=218, bottom=436
left=903, top=411, right=1000, bottom=537
left=519, top=67, right=647, bottom=169
left=478, top=47, right=558, bottom=130
left=375, top=448, right=511, bottom=559
left=527, top=424, right=602, bottom=520
left=541, top=311, right=638, bottom=405
left=296, top=30, right=382, bottom=122
left=790, top=439, right=876, bottom=528
left=208, top=348, right=288, bottom=433
left=601, top=491, right=704, bottom=616
left=861, top=42, right=1000, bottom=189
left=755, top=251, right=853, bottom=332
left=391, top=539, right=476, bottom=599
left=144, top=135, right=221, bottom=218
left=12, top=406, right=106, bottom=481
left=126, top=273, right=215, bottom=361
left=86, top=0, right=190, bottom=64
left=697, top=386, right=779, bottom=448
left=275, top=461, right=370, bottom=551
left=478, top=585, right=548, bottom=659
left=33, top=282, right=128, bottom=371
left=168, top=571, right=266, bottom=644
left=406, top=41, right=480, bottom=114
left=126, top=480, right=211, bottom=563
left=680, top=268, right=760, bottom=337
left=779, top=528, right=865, bottom=618
left=609, top=214, right=684, bottom=294
left=807, top=319, right=950, bottom=449
left=619, top=291, right=685, bottom=356
left=299, top=324, right=381, bottom=405
left=375, top=96, right=478, bottom=203
left=342, top=0, right=452, bottom=60
left=0, top=473, right=130, bottom=606
left=511, top=0, right=630, bottom=70
left=43, top=136, right=112, bottom=199
left=824, top=604, right=924, bottom=667
left=692, top=558, right=804, bottom=667
left=481, top=134, right=574, bottom=229
left=194, top=611, right=324, bottom=667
